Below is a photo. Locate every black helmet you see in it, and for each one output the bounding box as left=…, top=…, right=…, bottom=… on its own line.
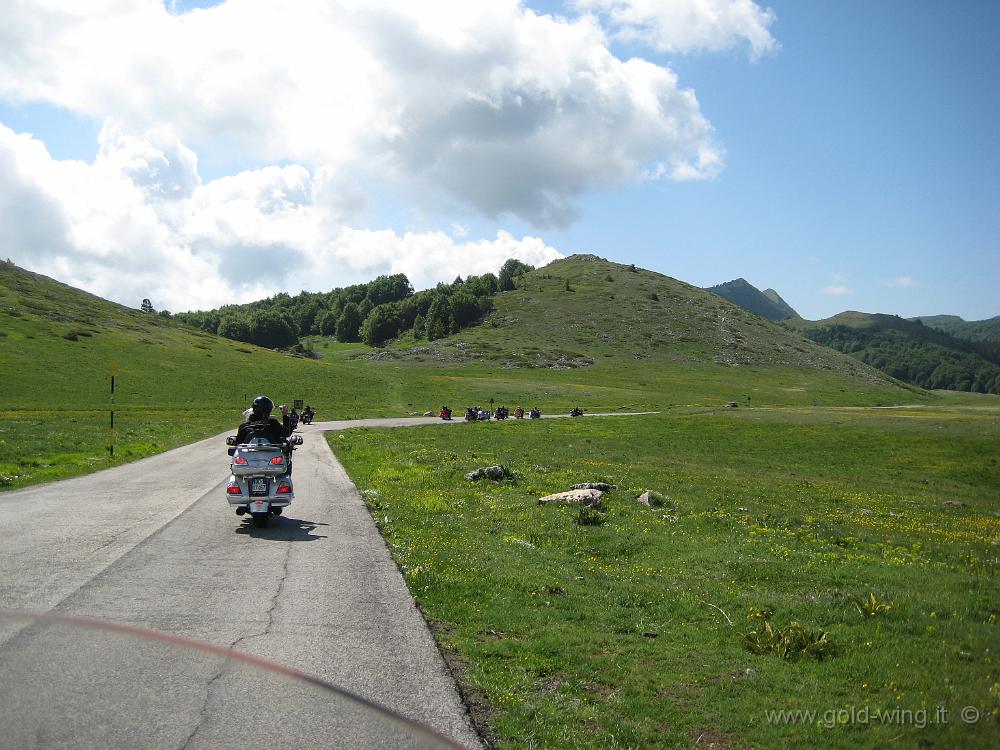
left=252, top=395, right=274, bottom=418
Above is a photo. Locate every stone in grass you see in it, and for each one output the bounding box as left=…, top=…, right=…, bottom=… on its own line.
left=636, top=490, right=670, bottom=508
left=943, top=500, right=967, bottom=508
left=466, top=465, right=508, bottom=481
left=570, top=482, right=615, bottom=492
left=538, top=489, right=605, bottom=511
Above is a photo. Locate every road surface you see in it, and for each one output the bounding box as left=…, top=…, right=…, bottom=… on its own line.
left=0, top=412, right=653, bottom=748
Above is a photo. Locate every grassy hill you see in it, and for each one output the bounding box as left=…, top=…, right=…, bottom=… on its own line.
left=704, top=277, right=798, bottom=321
left=366, top=257, right=869, bottom=374
left=784, top=311, right=1000, bottom=394
left=2, top=257, right=919, bottom=489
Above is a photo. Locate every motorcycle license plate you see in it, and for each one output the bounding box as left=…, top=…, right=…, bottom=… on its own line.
left=249, top=477, right=269, bottom=496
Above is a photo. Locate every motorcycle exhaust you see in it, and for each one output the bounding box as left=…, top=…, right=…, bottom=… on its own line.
left=235, top=507, right=246, bottom=516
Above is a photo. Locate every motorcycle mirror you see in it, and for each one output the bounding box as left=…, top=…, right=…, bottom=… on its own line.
left=226, top=436, right=237, bottom=446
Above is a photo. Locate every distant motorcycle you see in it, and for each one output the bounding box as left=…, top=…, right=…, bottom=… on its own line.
left=439, top=406, right=453, bottom=420
left=569, top=407, right=584, bottom=417
left=225, top=433, right=303, bottom=527
left=529, top=407, right=541, bottom=419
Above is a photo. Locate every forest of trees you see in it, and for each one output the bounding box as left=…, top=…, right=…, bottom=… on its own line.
left=173, top=258, right=534, bottom=351
left=802, top=324, right=1000, bottom=394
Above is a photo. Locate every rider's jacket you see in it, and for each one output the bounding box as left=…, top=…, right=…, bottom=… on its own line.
left=235, top=415, right=292, bottom=445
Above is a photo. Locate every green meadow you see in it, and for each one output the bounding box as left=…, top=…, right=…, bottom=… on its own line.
left=331, top=405, right=1000, bottom=749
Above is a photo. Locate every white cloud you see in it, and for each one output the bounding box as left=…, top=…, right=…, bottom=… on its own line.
left=0, top=0, right=725, bottom=227
left=822, top=285, right=851, bottom=296
left=885, top=275, right=919, bottom=288
left=574, top=0, right=778, bottom=59
left=0, top=124, right=561, bottom=311
left=0, top=1, right=776, bottom=312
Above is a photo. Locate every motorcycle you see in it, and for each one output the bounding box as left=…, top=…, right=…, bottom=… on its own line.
left=439, top=406, right=453, bottom=420
left=570, top=407, right=584, bottom=417
left=225, top=433, right=304, bottom=527
left=529, top=407, right=541, bottom=419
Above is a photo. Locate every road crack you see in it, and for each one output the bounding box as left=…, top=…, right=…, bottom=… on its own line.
left=179, top=533, right=293, bottom=748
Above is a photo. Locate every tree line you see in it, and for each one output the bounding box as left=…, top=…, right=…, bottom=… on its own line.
left=802, top=324, right=1000, bottom=394
left=172, top=258, right=534, bottom=350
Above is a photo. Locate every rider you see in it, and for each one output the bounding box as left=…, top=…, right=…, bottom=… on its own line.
left=236, top=395, right=292, bottom=445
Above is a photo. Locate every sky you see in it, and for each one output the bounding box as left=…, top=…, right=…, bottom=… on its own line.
left=0, top=0, right=996, bottom=320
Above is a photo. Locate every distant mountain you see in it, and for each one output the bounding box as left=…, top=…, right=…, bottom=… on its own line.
left=761, top=288, right=798, bottom=319
left=784, top=312, right=1000, bottom=394
left=705, top=278, right=798, bottom=321
left=910, top=315, right=1000, bottom=343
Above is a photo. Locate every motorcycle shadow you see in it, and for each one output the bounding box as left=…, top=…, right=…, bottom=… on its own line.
left=235, top=516, right=329, bottom=541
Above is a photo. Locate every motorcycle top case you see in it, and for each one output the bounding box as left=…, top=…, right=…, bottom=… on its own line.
left=230, top=446, right=288, bottom=476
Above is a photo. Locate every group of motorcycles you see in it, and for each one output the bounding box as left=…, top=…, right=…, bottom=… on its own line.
left=457, top=405, right=543, bottom=421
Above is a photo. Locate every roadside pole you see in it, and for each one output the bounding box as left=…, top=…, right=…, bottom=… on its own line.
left=108, top=361, right=117, bottom=457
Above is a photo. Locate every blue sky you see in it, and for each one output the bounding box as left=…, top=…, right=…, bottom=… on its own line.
left=0, top=1, right=996, bottom=319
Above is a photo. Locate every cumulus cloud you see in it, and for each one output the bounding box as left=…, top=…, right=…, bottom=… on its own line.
left=0, top=124, right=560, bottom=311
left=0, top=0, right=724, bottom=226
left=574, top=0, right=778, bottom=59
left=885, top=275, right=919, bottom=288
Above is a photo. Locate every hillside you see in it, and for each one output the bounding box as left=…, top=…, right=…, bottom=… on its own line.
left=785, top=311, right=1000, bottom=394
left=704, top=277, right=797, bottom=321
left=911, top=314, right=1000, bottom=343
left=373, top=256, right=885, bottom=380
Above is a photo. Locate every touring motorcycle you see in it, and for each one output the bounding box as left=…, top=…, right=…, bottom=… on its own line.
left=225, top=433, right=303, bottom=526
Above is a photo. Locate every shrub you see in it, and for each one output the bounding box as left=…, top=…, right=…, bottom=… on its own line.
left=851, top=592, right=893, bottom=618
left=577, top=503, right=607, bottom=526
left=744, top=614, right=837, bottom=661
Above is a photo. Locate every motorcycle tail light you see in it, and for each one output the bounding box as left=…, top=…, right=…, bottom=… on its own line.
left=226, top=484, right=243, bottom=495
left=270, top=456, right=284, bottom=465
left=233, top=456, right=249, bottom=465
left=276, top=482, right=292, bottom=494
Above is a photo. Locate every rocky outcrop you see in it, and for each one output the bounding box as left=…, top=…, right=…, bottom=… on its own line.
left=466, top=466, right=508, bottom=481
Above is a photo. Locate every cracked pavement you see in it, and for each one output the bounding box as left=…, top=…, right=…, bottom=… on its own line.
left=0, top=417, right=484, bottom=749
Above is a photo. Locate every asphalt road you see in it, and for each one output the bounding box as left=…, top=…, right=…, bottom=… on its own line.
left=0, top=416, right=482, bottom=749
